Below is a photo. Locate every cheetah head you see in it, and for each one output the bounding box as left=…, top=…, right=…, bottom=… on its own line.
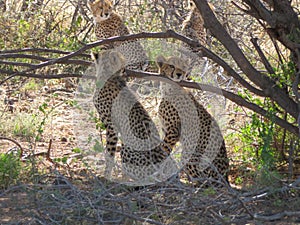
left=187, top=0, right=215, bottom=15
left=88, top=0, right=114, bottom=22
left=156, top=55, right=190, bottom=82
left=91, top=50, right=125, bottom=78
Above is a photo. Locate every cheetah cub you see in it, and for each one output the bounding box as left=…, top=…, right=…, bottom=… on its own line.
left=92, top=50, right=176, bottom=182
left=156, top=55, right=229, bottom=185
left=182, top=1, right=207, bottom=46
left=88, top=0, right=129, bottom=49
left=88, top=0, right=148, bottom=71
left=182, top=1, right=215, bottom=46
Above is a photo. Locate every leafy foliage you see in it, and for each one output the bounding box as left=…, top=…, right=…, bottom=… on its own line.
left=0, top=152, right=21, bottom=189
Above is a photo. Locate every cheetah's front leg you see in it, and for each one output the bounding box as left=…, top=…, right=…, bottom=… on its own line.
left=104, top=126, right=118, bottom=178
left=158, top=100, right=181, bottom=154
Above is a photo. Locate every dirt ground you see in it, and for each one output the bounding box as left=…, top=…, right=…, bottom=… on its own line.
left=0, top=79, right=300, bottom=224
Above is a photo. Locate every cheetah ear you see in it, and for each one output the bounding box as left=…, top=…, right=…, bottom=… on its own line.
left=156, top=55, right=167, bottom=69
left=113, top=0, right=120, bottom=7
left=187, top=0, right=195, bottom=8
left=91, top=52, right=99, bottom=62
left=87, top=0, right=95, bottom=9
left=87, top=0, right=95, bottom=5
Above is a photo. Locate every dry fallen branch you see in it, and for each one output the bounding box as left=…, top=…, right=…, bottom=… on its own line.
left=0, top=172, right=299, bottom=224
left=254, top=210, right=300, bottom=221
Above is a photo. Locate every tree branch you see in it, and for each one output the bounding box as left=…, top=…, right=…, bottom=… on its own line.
left=292, top=71, right=300, bottom=135
left=0, top=48, right=90, bottom=57
left=0, top=136, right=24, bottom=158
left=254, top=211, right=300, bottom=221
left=126, top=69, right=299, bottom=137
left=241, top=0, right=275, bottom=26
left=0, top=31, right=265, bottom=98
left=200, top=47, right=266, bottom=97
left=0, top=69, right=94, bottom=79
left=250, top=37, right=275, bottom=74
left=1, top=28, right=298, bottom=130
left=0, top=58, right=91, bottom=68
left=193, top=0, right=299, bottom=120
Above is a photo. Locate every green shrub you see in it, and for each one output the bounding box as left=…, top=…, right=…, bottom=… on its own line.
left=0, top=152, right=21, bottom=189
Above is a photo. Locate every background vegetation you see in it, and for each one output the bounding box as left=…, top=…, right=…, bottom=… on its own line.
left=0, top=0, right=299, bottom=224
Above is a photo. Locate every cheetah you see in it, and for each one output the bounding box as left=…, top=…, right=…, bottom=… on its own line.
left=182, top=1, right=207, bottom=46
left=88, top=0, right=148, bottom=71
left=182, top=2, right=227, bottom=90
left=92, top=50, right=177, bottom=183
left=179, top=1, right=211, bottom=78
left=156, top=55, right=229, bottom=185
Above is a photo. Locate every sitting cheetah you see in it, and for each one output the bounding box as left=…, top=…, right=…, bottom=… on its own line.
left=92, top=50, right=176, bottom=182
left=156, top=55, right=229, bottom=185
left=182, top=1, right=207, bottom=46
left=88, top=0, right=148, bottom=70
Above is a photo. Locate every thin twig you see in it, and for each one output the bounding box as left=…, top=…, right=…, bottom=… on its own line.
left=254, top=211, right=300, bottom=221
left=0, top=136, right=24, bottom=158
left=251, top=37, right=275, bottom=74
left=46, top=139, right=54, bottom=164
left=292, top=71, right=300, bottom=134
left=0, top=69, right=95, bottom=79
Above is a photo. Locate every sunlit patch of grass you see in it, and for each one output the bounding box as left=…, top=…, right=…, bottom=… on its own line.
left=0, top=112, right=40, bottom=140
left=22, top=79, right=41, bottom=92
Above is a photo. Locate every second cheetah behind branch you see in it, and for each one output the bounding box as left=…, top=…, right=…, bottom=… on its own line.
left=182, top=1, right=207, bottom=46
left=156, top=55, right=229, bottom=185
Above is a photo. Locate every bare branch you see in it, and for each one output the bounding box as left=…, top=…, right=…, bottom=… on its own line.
left=0, top=58, right=91, bottom=67
left=0, top=136, right=24, bottom=158
left=250, top=37, right=275, bottom=74
left=293, top=72, right=300, bottom=101
left=0, top=69, right=94, bottom=79
left=292, top=71, right=300, bottom=135
left=0, top=60, right=38, bottom=68
left=193, top=0, right=299, bottom=120
left=0, top=28, right=298, bottom=125
left=0, top=48, right=89, bottom=57
left=0, top=53, right=50, bottom=61
left=126, top=69, right=299, bottom=137
left=201, top=47, right=266, bottom=97
left=0, top=31, right=265, bottom=98
left=254, top=211, right=300, bottom=221
left=242, top=0, right=274, bottom=26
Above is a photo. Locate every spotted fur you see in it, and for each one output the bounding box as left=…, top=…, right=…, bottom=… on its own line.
left=92, top=50, right=176, bottom=182
left=157, top=55, right=229, bottom=184
left=88, top=0, right=148, bottom=70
